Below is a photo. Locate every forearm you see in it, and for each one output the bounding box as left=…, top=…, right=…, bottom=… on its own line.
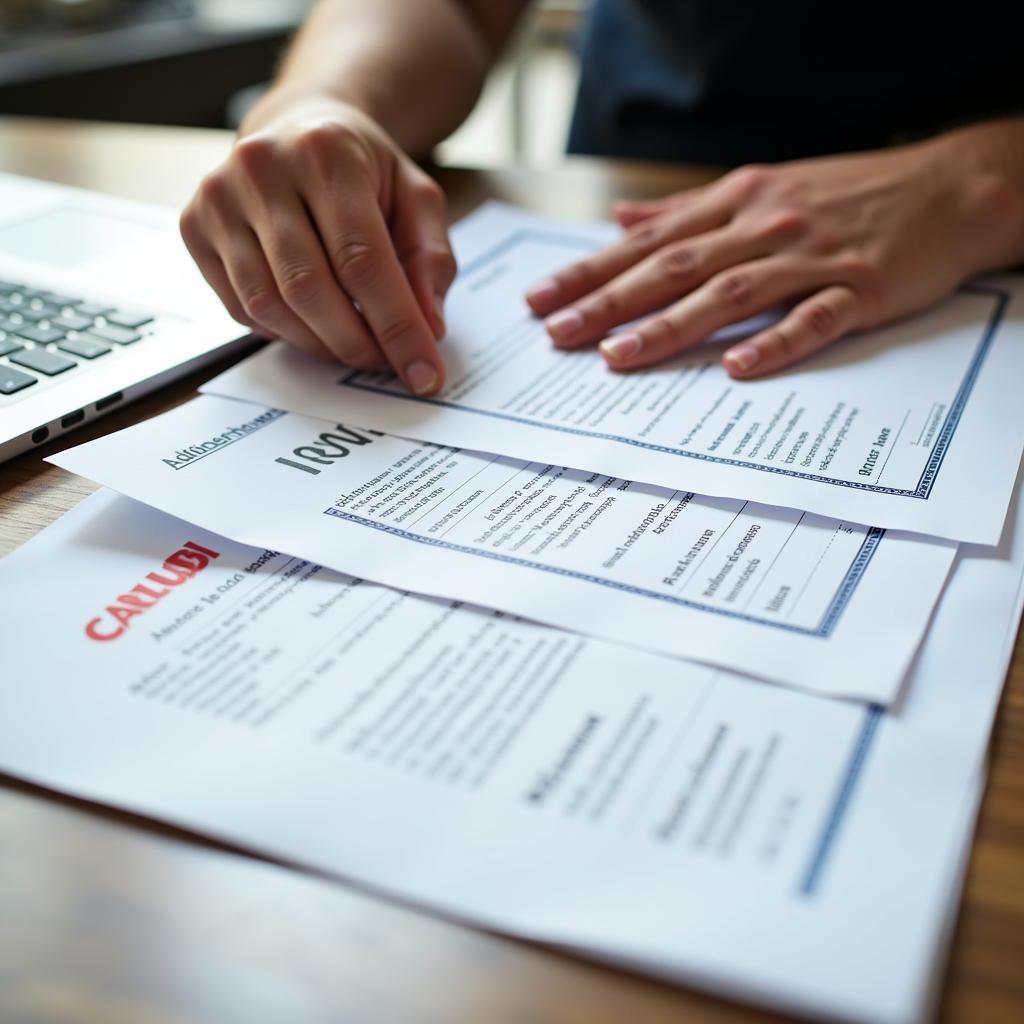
left=927, top=117, right=1024, bottom=273
left=241, top=0, right=525, bottom=155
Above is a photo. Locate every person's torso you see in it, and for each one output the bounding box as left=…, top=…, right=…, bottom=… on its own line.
left=569, top=0, right=1024, bottom=165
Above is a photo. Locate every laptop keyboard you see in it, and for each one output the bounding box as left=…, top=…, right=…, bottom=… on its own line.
left=0, top=278, right=156, bottom=396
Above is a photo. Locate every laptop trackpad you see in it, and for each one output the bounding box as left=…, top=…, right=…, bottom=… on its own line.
left=0, top=207, right=161, bottom=271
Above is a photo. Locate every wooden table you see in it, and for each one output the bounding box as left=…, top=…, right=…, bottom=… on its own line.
left=0, top=118, right=1021, bottom=1024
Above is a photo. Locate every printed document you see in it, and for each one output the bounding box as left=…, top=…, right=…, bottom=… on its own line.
left=0, top=485, right=1018, bottom=1024
left=50, top=394, right=956, bottom=702
left=204, top=204, right=1024, bottom=544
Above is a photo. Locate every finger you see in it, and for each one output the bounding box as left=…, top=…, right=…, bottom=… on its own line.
left=525, top=191, right=736, bottom=317
left=303, top=172, right=444, bottom=395
left=229, top=142, right=386, bottom=370
left=187, top=165, right=336, bottom=360
left=545, top=214, right=803, bottom=350
left=179, top=215, right=258, bottom=331
left=598, top=256, right=831, bottom=371
left=722, top=285, right=862, bottom=378
left=392, top=167, right=457, bottom=340
left=245, top=193, right=387, bottom=370
left=612, top=198, right=674, bottom=227
left=611, top=186, right=709, bottom=227
left=219, top=228, right=335, bottom=361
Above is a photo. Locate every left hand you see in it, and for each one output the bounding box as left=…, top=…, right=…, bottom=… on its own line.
left=526, top=131, right=1024, bottom=378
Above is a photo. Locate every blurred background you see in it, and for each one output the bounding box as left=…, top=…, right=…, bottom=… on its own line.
left=0, top=0, right=584, bottom=165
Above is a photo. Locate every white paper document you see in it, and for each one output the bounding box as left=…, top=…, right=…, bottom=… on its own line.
left=50, top=394, right=957, bottom=702
left=204, top=204, right=1024, bottom=545
left=1, top=486, right=1019, bottom=1024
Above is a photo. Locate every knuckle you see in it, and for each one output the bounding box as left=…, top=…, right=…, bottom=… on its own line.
left=800, top=301, right=839, bottom=339
left=644, top=314, right=677, bottom=347
left=427, top=245, right=458, bottom=284
left=727, top=164, right=772, bottom=197
left=756, top=208, right=809, bottom=243
left=375, top=316, right=417, bottom=352
left=294, top=122, right=340, bottom=156
left=658, top=243, right=698, bottom=283
left=557, top=260, right=599, bottom=295
left=806, top=228, right=841, bottom=256
left=240, top=289, right=280, bottom=323
left=583, top=288, right=623, bottom=325
left=292, top=121, right=364, bottom=176
left=835, top=254, right=886, bottom=308
left=331, top=237, right=377, bottom=289
left=760, top=327, right=798, bottom=360
left=969, top=172, right=1022, bottom=230
left=712, top=270, right=754, bottom=310
left=197, top=171, right=229, bottom=209
left=178, top=206, right=200, bottom=246
left=414, top=176, right=446, bottom=208
left=625, top=223, right=662, bottom=255
left=278, top=266, right=323, bottom=308
left=233, top=134, right=277, bottom=178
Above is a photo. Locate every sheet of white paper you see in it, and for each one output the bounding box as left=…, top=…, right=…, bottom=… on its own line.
left=1, top=485, right=1018, bottom=1024
left=49, top=394, right=956, bottom=702
left=203, top=203, right=1024, bottom=545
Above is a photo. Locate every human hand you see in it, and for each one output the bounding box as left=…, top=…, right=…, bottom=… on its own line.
left=180, top=95, right=455, bottom=395
left=526, top=134, right=1024, bottom=378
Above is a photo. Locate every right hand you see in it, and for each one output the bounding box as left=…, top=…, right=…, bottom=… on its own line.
left=180, top=96, right=456, bottom=395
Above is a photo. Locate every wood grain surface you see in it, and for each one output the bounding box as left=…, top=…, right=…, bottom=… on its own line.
left=0, top=118, right=1021, bottom=1024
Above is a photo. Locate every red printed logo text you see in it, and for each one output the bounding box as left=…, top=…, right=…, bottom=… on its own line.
left=85, top=541, right=221, bottom=642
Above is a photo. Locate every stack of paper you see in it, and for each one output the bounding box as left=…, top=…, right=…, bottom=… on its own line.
left=5, top=204, right=1024, bottom=1023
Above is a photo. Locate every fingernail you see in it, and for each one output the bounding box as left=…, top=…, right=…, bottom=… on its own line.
left=432, top=294, right=446, bottom=339
left=599, top=333, right=642, bottom=363
left=724, top=345, right=761, bottom=373
left=545, top=308, right=584, bottom=343
left=526, top=278, right=560, bottom=307
left=406, top=359, right=439, bottom=395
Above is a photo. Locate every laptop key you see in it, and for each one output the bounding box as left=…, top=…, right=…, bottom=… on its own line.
left=14, top=324, right=65, bottom=345
left=0, top=336, right=24, bottom=357
left=74, top=302, right=115, bottom=318
left=59, top=335, right=111, bottom=359
left=0, top=365, right=38, bottom=394
left=87, top=324, right=141, bottom=345
left=29, top=300, right=62, bottom=319
left=15, top=306, right=53, bottom=323
left=38, top=290, right=82, bottom=308
left=10, top=348, right=77, bottom=376
left=52, top=312, right=95, bottom=332
left=105, top=310, right=153, bottom=329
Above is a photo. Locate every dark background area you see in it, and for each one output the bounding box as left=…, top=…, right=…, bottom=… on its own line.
left=0, top=0, right=312, bottom=127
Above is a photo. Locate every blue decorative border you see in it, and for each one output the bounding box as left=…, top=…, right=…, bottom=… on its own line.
left=799, top=705, right=883, bottom=896
left=341, top=231, right=1009, bottom=501
left=323, top=504, right=884, bottom=638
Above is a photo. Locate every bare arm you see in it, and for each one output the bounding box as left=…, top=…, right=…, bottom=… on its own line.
left=181, top=0, right=532, bottom=396
left=243, top=0, right=532, bottom=154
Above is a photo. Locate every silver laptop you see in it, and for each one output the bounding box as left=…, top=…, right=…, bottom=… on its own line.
left=0, top=171, right=253, bottom=462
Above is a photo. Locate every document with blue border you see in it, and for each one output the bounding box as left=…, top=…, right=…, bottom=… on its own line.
left=204, top=204, right=1024, bottom=545
left=0, top=484, right=1018, bottom=1024
left=50, top=394, right=956, bottom=702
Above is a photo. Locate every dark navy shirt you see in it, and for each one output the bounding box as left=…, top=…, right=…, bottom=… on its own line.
left=568, top=0, right=1024, bottom=165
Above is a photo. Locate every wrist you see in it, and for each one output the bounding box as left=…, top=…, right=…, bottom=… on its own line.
left=927, top=122, right=1024, bottom=275
left=238, top=85, right=373, bottom=139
